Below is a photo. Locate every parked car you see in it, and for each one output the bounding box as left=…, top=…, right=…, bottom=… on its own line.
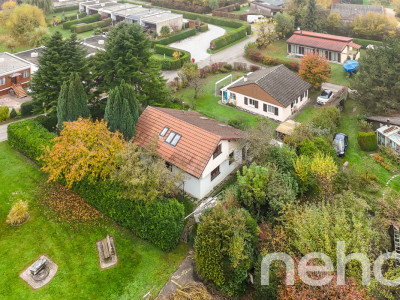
left=247, top=15, right=263, bottom=24
left=317, top=89, right=334, bottom=105
left=333, top=133, right=348, bottom=157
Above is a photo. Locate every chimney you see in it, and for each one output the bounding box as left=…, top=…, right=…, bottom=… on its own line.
left=387, top=119, right=391, bottom=127
left=244, top=74, right=248, bottom=82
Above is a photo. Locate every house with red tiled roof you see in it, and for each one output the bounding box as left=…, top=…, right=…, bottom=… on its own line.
left=286, top=30, right=361, bottom=64
left=134, top=106, right=245, bottom=199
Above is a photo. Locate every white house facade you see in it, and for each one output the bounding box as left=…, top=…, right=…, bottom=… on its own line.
left=221, top=65, right=311, bottom=122
left=134, top=106, right=245, bottom=199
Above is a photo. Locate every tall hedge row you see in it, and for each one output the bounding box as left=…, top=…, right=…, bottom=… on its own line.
left=53, top=5, right=79, bottom=13
left=7, top=119, right=56, bottom=164
left=71, top=18, right=111, bottom=33
left=7, top=118, right=185, bottom=251
left=63, top=13, right=100, bottom=30
left=73, top=179, right=185, bottom=251
left=152, top=44, right=191, bottom=70
left=153, top=28, right=196, bottom=46
left=352, top=38, right=384, bottom=49
left=357, top=132, right=378, bottom=151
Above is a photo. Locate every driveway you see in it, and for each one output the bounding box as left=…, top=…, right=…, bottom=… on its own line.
left=169, top=24, right=226, bottom=62
left=322, top=82, right=345, bottom=94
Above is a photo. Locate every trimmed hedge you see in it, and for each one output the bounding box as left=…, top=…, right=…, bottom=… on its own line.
left=35, top=114, right=58, bottom=132
left=73, top=179, right=185, bottom=251
left=7, top=119, right=56, bottom=164
left=71, top=18, right=111, bottom=33
left=20, top=100, right=34, bottom=116
left=200, top=23, right=208, bottom=32
left=153, top=44, right=191, bottom=70
left=153, top=28, right=196, bottom=46
left=63, top=13, right=100, bottom=30
left=357, top=132, right=378, bottom=151
left=352, top=38, right=384, bottom=49
left=53, top=5, right=79, bottom=13
left=0, top=106, right=9, bottom=121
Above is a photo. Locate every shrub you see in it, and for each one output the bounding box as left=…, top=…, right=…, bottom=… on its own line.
left=352, top=38, right=384, bottom=49
left=153, top=28, right=196, bottom=46
left=7, top=119, right=56, bottom=164
left=9, top=108, right=17, bottom=118
left=152, top=44, right=191, bottom=70
left=194, top=203, right=258, bottom=296
left=357, top=131, right=378, bottom=151
left=0, top=106, right=9, bottom=121
left=71, top=18, right=111, bottom=33
left=63, top=13, right=100, bottom=30
left=35, top=114, right=57, bottom=132
left=310, top=106, right=340, bottom=133
left=160, top=25, right=170, bottom=37
left=298, top=138, right=318, bottom=157
left=6, top=200, right=29, bottom=225
left=73, top=178, right=185, bottom=251
left=250, top=65, right=260, bottom=72
left=199, top=23, right=208, bottom=32
left=20, top=100, right=34, bottom=116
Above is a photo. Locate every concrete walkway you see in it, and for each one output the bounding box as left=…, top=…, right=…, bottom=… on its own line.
left=0, top=115, right=40, bottom=142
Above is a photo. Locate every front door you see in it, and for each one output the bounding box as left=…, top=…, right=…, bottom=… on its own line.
left=11, top=76, right=17, bottom=84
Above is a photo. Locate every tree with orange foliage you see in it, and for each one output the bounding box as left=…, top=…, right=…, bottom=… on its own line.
left=299, top=53, right=331, bottom=90
left=41, top=118, right=125, bottom=187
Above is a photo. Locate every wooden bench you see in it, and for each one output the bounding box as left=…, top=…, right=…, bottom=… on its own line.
left=101, top=234, right=115, bottom=259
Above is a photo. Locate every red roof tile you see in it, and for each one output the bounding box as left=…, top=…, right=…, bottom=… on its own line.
left=134, top=107, right=244, bottom=178
left=287, top=31, right=360, bottom=52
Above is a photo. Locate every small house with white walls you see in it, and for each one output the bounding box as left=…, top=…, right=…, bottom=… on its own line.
left=134, top=106, right=245, bottom=199
left=220, top=64, right=311, bottom=122
left=377, top=125, right=400, bottom=154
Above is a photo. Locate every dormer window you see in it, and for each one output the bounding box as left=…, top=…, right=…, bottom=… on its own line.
left=213, top=144, right=222, bottom=159
left=160, top=126, right=169, bottom=137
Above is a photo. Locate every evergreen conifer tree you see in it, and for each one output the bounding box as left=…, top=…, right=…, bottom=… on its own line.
left=57, top=73, right=89, bottom=130
left=303, top=0, right=318, bottom=32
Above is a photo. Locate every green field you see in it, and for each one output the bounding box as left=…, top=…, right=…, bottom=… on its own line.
left=0, top=142, right=188, bottom=299
left=173, top=72, right=276, bottom=129
left=255, top=40, right=366, bottom=87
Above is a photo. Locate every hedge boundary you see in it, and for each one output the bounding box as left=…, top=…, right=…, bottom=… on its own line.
left=152, top=44, right=191, bottom=70
left=152, top=28, right=196, bottom=46
left=7, top=118, right=185, bottom=251
left=63, top=13, right=100, bottom=30
left=352, top=38, right=384, bottom=49
left=53, top=5, right=79, bottom=13
left=357, top=132, right=378, bottom=151
left=71, top=18, right=111, bottom=33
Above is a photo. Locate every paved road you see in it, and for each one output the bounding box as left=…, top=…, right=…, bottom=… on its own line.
left=0, top=115, right=40, bottom=142
left=162, top=29, right=256, bottom=82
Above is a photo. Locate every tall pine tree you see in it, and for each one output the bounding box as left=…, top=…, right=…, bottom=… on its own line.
left=104, top=82, right=139, bottom=140
left=57, top=73, right=90, bottom=130
left=303, top=0, right=318, bottom=32
left=31, top=32, right=88, bottom=111
left=94, top=23, right=170, bottom=107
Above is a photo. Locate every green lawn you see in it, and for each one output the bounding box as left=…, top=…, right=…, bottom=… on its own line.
left=294, top=106, right=320, bottom=123
left=257, top=40, right=363, bottom=87
left=232, top=5, right=250, bottom=14
left=337, top=99, right=396, bottom=188
left=173, top=72, right=276, bottom=129
left=0, top=142, right=188, bottom=299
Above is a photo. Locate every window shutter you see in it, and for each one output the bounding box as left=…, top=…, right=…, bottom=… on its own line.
left=244, top=97, right=248, bottom=105
left=263, top=103, right=267, bottom=112
left=255, top=101, right=258, bottom=109
left=274, top=107, right=279, bottom=116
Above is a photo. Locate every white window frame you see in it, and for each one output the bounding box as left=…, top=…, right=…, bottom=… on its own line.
left=230, top=92, right=236, bottom=100
left=249, top=98, right=255, bottom=107
left=0, top=77, right=5, bottom=86
left=23, top=70, right=29, bottom=78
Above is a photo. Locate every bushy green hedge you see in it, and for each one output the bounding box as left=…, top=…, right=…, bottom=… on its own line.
left=352, top=38, right=384, bottom=49
left=35, top=114, right=58, bottom=132
left=20, top=100, right=34, bottom=116
left=53, top=5, right=79, bottom=13
left=200, top=23, right=208, bottom=32
left=71, top=18, right=111, bottom=33
left=152, top=44, right=191, bottom=70
left=358, top=132, right=378, bottom=151
left=213, top=26, right=248, bottom=49
left=73, top=178, right=185, bottom=251
left=63, top=13, right=100, bottom=30
left=153, top=28, right=196, bottom=46
left=7, top=119, right=56, bottom=164
left=0, top=106, right=9, bottom=121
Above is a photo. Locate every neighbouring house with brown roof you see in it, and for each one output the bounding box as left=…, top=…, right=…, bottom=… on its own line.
left=286, top=30, right=361, bottom=64
left=134, top=106, right=245, bottom=199
left=220, top=65, right=311, bottom=122
left=331, top=3, right=384, bottom=23
left=0, top=52, right=30, bottom=98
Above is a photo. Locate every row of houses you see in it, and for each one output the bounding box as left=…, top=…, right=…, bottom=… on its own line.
left=79, top=0, right=183, bottom=34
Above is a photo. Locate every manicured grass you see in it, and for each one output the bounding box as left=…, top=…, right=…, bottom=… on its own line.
left=294, top=106, right=320, bottom=123
left=0, top=142, right=188, bottom=299
left=256, top=40, right=364, bottom=87
left=232, top=5, right=250, bottom=14
left=173, top=72, right=274, bottom=128
left=152, top=53, right=175, bottom=61
left=337, top=99, right=396, bottom=189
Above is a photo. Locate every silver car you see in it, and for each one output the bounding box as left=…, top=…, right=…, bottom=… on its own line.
left=317, top=90, right=333, bottom=105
